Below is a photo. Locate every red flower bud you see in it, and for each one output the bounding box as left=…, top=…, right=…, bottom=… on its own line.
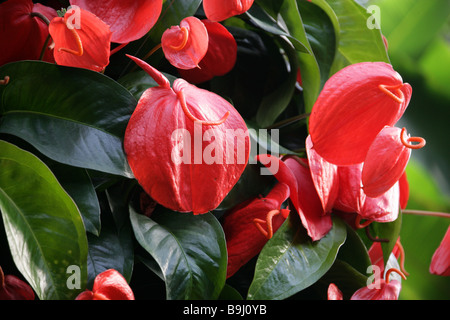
left=162, top=16, right=209, bottom=70
left=49, top=7, right=112, bottom=72
left=223, top=182, right=290, bottom=278
left=0, top=0, right=57, bottom=66
left=203, top=0, right=255, bottom=22
left=70, top=0, right=163, bottom=44
left=124, top=55, right=250, bottom=214
left=179, top=19, right=237, bottom=84
left=309, top=62, right=412, bottom=166
left=76, top=269, right=134, bottom=300
left=327, top=283, right=343, bottom=300
left=0, top=266, right=35, bottom=300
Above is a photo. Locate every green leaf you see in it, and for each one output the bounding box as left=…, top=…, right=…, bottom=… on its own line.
left=312, top=0, right=390, bottom=74
left=298, top=0, right=336, bottom=89
left=255, top=36, right=298, bottom=128
left=245, top=4, right=310, bottom=53
left=279, top=0, right=322, bottom=114
left=0, top=140, right=88, bottom=300
left=49, top=163, right=100, bottom=236
left=247, top=215, right=347, bottom=300
left=130, top=208, right=227, bottom=300
left=0, top=61, right=136, bottom=177
left=86, top=192, right=134, bottom=287
left=370, top=212, right=402, bottom=265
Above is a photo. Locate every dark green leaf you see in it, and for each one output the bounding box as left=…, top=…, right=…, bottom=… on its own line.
left=255, top=36, right=298, bottom=128
left=279, top=0, right=321, bottom=113
left=0, top=140, right=88, bottom=300
left=247, top=215, right=347, bottom=300
left=49, top=163, right=100, bottom=236
left=370, top=212, right=402, bottom=265
left=246, top=4, right=310, bottom=53
left=86, top=195, right=134, bottom=286
left=130, top=208, right=227, bottom=300
left=0, top=61, right=136, bottom=177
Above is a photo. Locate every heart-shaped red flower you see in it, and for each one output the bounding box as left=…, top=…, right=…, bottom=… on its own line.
left=124, top=55, right=250, bottom=214
left=161, top=16, right=209, bottom=70
left=49, top=6, right=112, bottom=72
left=203, top=0, right=255, bottom=22
left=75, top=269, right=134, bottom=300
left=70, top=0, right=163, bottom=44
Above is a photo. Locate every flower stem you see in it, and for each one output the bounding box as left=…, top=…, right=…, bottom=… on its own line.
left=265, top=113, right=310, bottom=129
left=30, top=11, right=50, bottom=25
left=39, top=34, right=52, bottom=61
left=402, top=209, right=450, bottom=218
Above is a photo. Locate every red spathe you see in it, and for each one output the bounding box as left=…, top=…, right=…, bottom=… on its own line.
left=124, top=55, right=250, bottom=214
left=309, top=62, right=411, bottom=166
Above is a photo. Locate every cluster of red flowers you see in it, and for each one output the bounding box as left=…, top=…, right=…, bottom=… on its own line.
left=0, top=0, right=242, bottom=78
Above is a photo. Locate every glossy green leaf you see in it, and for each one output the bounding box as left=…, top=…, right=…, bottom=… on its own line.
left=312, top=0, right=390, bottom=74
left=0, top=61, right=136, bottom=177
left=247, top=215, right=347, bottom=300
left=86, top=193, right=134, bottom=287
left=298, top=0, right=336, bottom=89
left=280, top=0, right=321, bottom=114
left=49, top=163, right=100, bottom=236
left=370, top=212, right=402, bottom=265
left=130, top=208, right=227, bottom=300
left=0, top=140, right=88, bottom=300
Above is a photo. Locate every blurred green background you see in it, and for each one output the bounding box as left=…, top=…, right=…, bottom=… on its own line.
left=364, top=0, right=450, bottom=299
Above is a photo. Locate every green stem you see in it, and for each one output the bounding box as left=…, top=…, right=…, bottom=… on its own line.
left=39, top=34, right=52, bottom=61
left=402, top=209, right=450, bottom=219
left=265, top=113, right=310, bottom=129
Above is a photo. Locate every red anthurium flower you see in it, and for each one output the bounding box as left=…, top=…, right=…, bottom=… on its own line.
left=350, top=268, right=405, bottom=300
left=360, top=181, right=400, bottom=223
left=223, top=182, right=290, bottom=278
left=430, top=226, right=450, bottom=276
left=162, top=16, right=208, bottom=70
left=179, top=19, right=237, bottom=84
left=124, top=55, right=250, bottom=214
left=49, top=7, right=112, bottom=72
left=257, top=154, right=333, bottom=241
left=203, top=0, right=255, bottom=22
left=76, top=269, right=134, bottom=300
left=334, top=163, right=366, bottom=214
left=0, top=0, right=57, bottom=66
left=283, top=156, right=333, bottom=240
left=306, top=135, right=339, bottom=214
left=362, top=126, right=425, bottom=198
left=309, top=62, right=412, bottom=166
left=70, top=0, right=163, bottom=44
left=0, top=266, right=35, bottom=300
left=327, top=283, right=343, bottom=300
